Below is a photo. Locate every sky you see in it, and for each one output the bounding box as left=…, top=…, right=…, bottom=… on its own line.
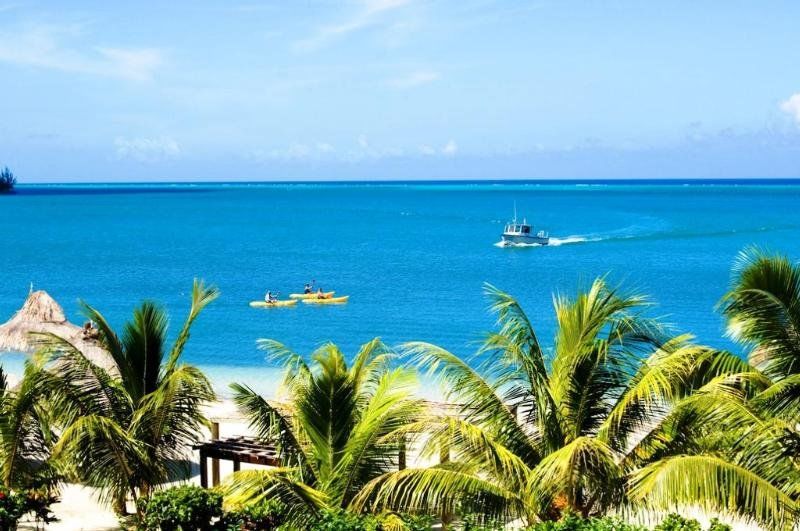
left=1, top=0, right=800, bottom=182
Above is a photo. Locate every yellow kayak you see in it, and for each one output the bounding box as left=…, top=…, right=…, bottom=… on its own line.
left=289, top=291, right=335, bottom=299
left=301, top=295, right=349, bottom=305
left=249, top=300, right=298, bottom=308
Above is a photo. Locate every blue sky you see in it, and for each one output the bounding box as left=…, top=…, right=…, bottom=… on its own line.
left=1, top=0, right=800, bottom=182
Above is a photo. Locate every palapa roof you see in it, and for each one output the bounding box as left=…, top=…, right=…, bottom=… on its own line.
left=0, top=289, right=116, bottom=372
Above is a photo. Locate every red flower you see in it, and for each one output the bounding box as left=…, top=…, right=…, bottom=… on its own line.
left=0, top=491, right=6, bottom=499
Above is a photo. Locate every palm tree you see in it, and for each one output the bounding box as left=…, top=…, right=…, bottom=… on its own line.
left=354, top=280, right=795, bottom=528
left=223, top=338, right=424, bottom=526
left=0, top=361, right=57, bottom=490
left=720, top=247, right=800, bottom=406
left=36, top=280, right=218, bottom=515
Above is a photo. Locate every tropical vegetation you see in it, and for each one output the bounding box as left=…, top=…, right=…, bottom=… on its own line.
left=222, top=338, right=425, bottom=529
left=0, top=166, right=15, bottom=192
left=352, top=279, right=797, bottom=528
left=0, top=248, right=798, bottom=529
left=34, top=279, right=218, bottom=516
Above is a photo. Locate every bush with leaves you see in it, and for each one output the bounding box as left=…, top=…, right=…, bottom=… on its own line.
left=527, top=513, right=646, bottom=531
left=0, top=488, right=28, bottom=530
left=217, top=499, right=287, bottom=530
left=141, top=485, right=222, bottom=531
left=653, top=514, right=701, bottom=531
left=306, top=509, right=433, bottom=531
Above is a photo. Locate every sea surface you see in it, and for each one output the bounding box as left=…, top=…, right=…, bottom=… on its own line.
left=2, top=180, right=799, bottom=396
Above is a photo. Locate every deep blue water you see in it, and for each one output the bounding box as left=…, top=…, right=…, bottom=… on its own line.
left=2, top=181, right=799, bottom=393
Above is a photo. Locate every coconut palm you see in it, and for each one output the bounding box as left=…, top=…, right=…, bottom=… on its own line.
left=36, top=280, right=217, bottom=515
left=0, top=361, right=57, bottom=489
left=720, top=247, right=800, bottom=417
left=354, top=280, right=796, bottom=528
left=223, top=338, right=424, bottom=526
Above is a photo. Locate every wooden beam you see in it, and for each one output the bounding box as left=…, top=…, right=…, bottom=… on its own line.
left=199, top=449, right=208, bottom=488
left=211, top=422, right=220, bottom=487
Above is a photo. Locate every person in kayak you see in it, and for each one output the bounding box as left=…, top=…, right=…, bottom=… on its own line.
left=304, top=282, right=313, bottom=294
left=316, top=288, right=329, bottom=299
left=264, top=291, right=278, bottom=304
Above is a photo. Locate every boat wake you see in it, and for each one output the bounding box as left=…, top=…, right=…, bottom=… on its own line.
left=494, top=235, right=596, bottom=248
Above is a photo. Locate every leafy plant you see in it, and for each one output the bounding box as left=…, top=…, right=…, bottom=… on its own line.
left=527, top=513, right=646, bottom=531
left=218, top=499, right=287, bottom=530
left=354, top=280, right=792, bottom=527
left=223, top=339, right=423, bottom=527
left=141, top=485, right=222, bottom=531
left=37, top=280, right=218, bottom=515
left=653, top=513, right=701, bottom=531
left=0, top=488, right=28, bottom=530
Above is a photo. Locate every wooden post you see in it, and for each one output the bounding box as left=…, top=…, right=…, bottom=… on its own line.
left=211, top=422, right=220, bottom=487
left=233, top=460, right=241, bottom=472
left=199, top=449, right=208, bottom=488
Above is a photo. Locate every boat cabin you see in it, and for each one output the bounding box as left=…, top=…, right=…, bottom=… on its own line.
left=504, top=222, right=532, bottom=235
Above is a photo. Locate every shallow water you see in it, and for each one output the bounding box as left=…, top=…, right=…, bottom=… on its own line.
left=2, top=181, right=799, bottom=394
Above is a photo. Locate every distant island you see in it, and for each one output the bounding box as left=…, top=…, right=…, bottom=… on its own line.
left=0, top=166, right=17, bottom=193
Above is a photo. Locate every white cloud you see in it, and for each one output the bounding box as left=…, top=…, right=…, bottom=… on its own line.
left=419, top=144, right=436, bottom=155
left=0, top=23, right=163, bottom=81
left=294, top=0, right=413, bottom=52
left=248, top=142, right=337, bottom=161
left=388, top=69, right=440, bottom=89
left=358, top=134, right=369, bottom=149
left=115, top=136, right=180, bottom=162
left=442, top=140, right=458, bottom=156
left=780, top=93, right=800, bottom=124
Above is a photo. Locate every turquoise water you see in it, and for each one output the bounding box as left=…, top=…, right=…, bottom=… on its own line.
left=2, top=181, right=799, bottom=393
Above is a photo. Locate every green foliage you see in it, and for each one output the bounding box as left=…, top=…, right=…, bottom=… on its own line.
left=0, top=487, right=58, bottom=530
left=525, top=514, right=729, bottom=531
left=354, top=280, right=781, bottom=526
left=526, top=513, right=645, bottom=531
left=308, top=509, right=380, bottom=531
left=141, top=485, right=222, bottom=531
left=217, top=499, right=287, bottom=530
left=705, top=519, right=731, bottom=531
left=0, top=488, right=29, bottom=529
left=38, top=280, right=218, bottom=514
left=223, top=339, right=424, bottom=526
left=0, top=167, right=15, bottom=192
left=653, top=514, right=701, bottom=531
left=305, top=509, right=432, bottom=531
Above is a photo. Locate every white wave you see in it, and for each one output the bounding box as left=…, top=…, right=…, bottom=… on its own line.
left=494, top=235, right=598, bottom=248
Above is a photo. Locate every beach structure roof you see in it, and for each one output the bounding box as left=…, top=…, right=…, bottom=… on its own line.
left=0, top=288, right=116, bottom=373
left=194, top=436, right=281, bottom=487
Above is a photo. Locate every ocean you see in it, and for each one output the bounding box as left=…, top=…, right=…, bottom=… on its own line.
left=2, top=180, right=799, bottom=396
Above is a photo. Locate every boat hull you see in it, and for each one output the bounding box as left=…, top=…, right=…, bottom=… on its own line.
left=249, top=300, right=298, bottom=308
left=301, top=295, right=349, bottom=304
left=501, top=234, right=550, bottom=245
left=290, top=291, right=335, bottom=299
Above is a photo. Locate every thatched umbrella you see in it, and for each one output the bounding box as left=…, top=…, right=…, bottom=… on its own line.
left=0, top=289, right=116, bottom=373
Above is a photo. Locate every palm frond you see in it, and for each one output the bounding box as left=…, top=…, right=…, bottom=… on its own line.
left=719, top=247, right=800, bottom=380
left=628, top=454, right=796, bottom=528
left=351, top=465, right=523, bottom=523
left=164, top=279, right=219, bottom=373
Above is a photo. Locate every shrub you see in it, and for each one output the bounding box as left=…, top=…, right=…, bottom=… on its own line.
left=527, top=513, right=646, bottom=531
left=654, top=514, right=701, bottom=531
left=305, top=510, right=433, bottom=531
left=0, top=489, right=28, bottom=530
left=217, top=499, right=287, bottom=530
left=0, top=167, right=15, bottom=192
left=0, top=487, right=58, bottom=530
left=141, top=485, right=223, bottom=531
left=706, top=519, right=731, bottom=531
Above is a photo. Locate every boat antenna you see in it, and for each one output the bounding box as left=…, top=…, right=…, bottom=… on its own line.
left=513, top=201, right=517, bottom=224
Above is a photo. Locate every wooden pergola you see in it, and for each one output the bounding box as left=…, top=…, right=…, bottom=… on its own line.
left=193, top=435, right=281, bottom=488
